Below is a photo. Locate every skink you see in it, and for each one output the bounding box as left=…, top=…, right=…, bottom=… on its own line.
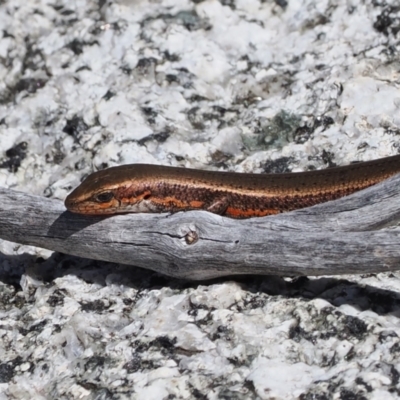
left=65, top=154, right=400, bottom=218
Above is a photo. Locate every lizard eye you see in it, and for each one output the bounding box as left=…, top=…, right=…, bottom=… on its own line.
left=94, top=192, right=114, bottom=203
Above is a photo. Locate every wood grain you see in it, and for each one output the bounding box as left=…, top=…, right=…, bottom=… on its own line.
left=1, top=173, right=400, bottom=280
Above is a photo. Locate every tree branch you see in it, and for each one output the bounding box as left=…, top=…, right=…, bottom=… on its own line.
left=1, top=174, right=400, bottom=280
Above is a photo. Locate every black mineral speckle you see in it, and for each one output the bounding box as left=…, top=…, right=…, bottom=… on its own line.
left=187, top=106, right=205, bottom=130
left=211, top=325, right=233, bottom=341
left=373, top=7, right=400, bottom=36
left=321, top=149, right=336, bottom=168
left=29, top=319, right=47, bottom=333
left=339, top=387, right=367, bottom=400
left=138, top=131, right=170, bottom=146
left=390, top=342, right=400, bottom=353
left=190, top=387, right=207, bottom=399
left=15, top=78, right=47, bottom=94
left=150, top=336, right=177, bottom=355
left=124, top=353, right=156, bottom=373
left=262, top=156, right=294, bottom=174
left=152, top=336, right=176, bottom=349
left=124, top=354, right=142, bottom=373
left=0, top=142, right=28, bottom=172
left=390, top=365, right=400, bottom=385
left=300, top=392, right=330, bottom=400
left=0, top=363, right=14, bottom=383
left=134, top=340, right=150, bottom=353
left=341, top=315, right=368, bottom=339
left=136, top=57, right=157, bottom=74
left=289, top=324, right=317, bottom=344
left=62, top=116, right=88, bottom=141
left=91, top=388, right=115, bottom=400
left=275, top=0, right=288, bottom=8
left=355, top=378, right=373, bottom=393
left=66, top=38, right=99, bottom=55
left=81, top=299, right=109, bottom=312
left=75, top=65, right=91, bottom=72
left=294, top=125, right=314, bottom=144
left=84, top=356, right=106, bottom=372
left=102, top=90, right=115, bottom=100
left=47, top=290, right=66, bottom=307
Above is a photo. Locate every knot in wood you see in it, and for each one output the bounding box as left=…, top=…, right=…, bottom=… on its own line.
left=184, top=230, right=198, bottom=245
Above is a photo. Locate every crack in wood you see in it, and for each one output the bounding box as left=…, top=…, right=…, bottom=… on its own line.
left=1, top=174, right=400, bottom=279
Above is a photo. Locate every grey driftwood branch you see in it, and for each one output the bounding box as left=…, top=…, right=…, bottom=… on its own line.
left=1, top=173, right=400, bottom=280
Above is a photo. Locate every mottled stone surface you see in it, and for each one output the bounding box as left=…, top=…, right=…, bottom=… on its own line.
left=1, top=0, right=400, bottom=398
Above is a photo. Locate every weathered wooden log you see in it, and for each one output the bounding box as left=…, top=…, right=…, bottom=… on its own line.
left=0, top=173, right=400, bottom=280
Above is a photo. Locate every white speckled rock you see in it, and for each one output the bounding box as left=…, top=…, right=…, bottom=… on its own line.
left=1, top=0, right=400, bottom=398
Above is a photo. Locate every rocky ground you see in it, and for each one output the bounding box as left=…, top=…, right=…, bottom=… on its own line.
left=1, top=0, right=400, bottom=398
